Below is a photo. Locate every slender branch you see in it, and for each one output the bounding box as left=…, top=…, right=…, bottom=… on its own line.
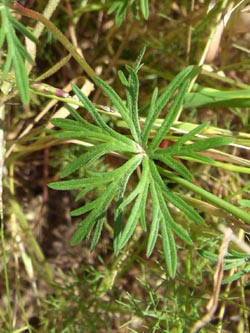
left=170, top=174, right=250, bottom=224
left=33, top=0, right=61, bottom=39
left=10, top=1, right=96, bottom=80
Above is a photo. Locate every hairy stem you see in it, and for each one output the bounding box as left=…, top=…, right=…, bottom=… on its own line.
left=11, top=1, right=96, bottom=80
left=169, top=173, right=250, bottom=224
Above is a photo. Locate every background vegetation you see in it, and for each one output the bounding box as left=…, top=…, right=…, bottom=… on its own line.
left=1, top=0, right=250, bottom=332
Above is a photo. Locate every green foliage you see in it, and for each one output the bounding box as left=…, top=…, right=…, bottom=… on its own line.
left=0, top=0, right=36, bottom=104
left=48, top=49, right=239, bottom=277
left=199, top=249, right=250, bottom=284
left=184, top=86, right=250, bottom=108
left=107, top=0, right=149, bottom=27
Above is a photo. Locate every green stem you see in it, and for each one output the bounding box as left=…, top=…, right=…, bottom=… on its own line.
left=11, top=1, right=96, bottom=80
left=169, top=173, right=250, bottom=224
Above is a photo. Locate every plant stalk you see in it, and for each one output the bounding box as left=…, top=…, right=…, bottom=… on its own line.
left=11, top=1, right=96, bottom=80
left=168, top=173, right=250, bottom=224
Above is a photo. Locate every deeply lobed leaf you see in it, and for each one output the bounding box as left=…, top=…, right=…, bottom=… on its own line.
left=49, top=53, right=240, bottom=277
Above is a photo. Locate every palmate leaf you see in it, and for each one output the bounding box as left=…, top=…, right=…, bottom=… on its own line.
left=49, top=51, right=241, bottom=276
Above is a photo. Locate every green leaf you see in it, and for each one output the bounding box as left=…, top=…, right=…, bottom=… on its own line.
left=142, top=66, right=194, bottom=146
left=117, top=191, right=146, bottom=251
left=160, top=216, right=177, bottom=278
left=51, top=118, right=125, bottom=145
left=108, top=0, right=128, bottom=26
left=118, top=158, right=148, bottom=211
left=139, top=186, right=148, bottom=231
left=72, top=84, right=133, bottom=145
left=124, top=65, right=141, bottom=143
left=114, top=171, right=136, bottom=254
left=168, top=219, right=192, bottom=245
left=224, top=259, right=246, bottom=270
left=146, top=181, right=160, bottom=257
left=169, top=122, right=209, bottom=149
left=181, top=137, right=232, bottom=153
left=51, top=118, right=86, bottom=131
left=117, top=158, right=149, bottom=250
left=197, top=249, right=218, bottom=261
left=90, top=218, right=104, bottom=250
left=133, top=45, right=146, bottom=72
left=141, top=87, right=158, bottom=145
left=60, top=146, right=107, bottom=178
left=163, top=187, right=203, bottom=225
left=118, top=70, right=128, bottom=86
left=71, top=197, right=104, bottom=216
left=140, top=0, right=149, bottom=19
left=66, top=105, right=107, bottom=132
left=49, top=177, right=110, bottom=191
left=0, top=4, right=30, bottom=104
left=14, top=35, right=34, bottom=64
left=71, top=181, right=118, bottom=245
left=184, top=87, right=250, bottom=108
left=150, top=162, right=203, bottom=224
left=94, top=76, right=138, bottom=141
left=154, top=175, right=193, bottom=245
left=10, top=15, right=38, bottom=43
left=238, top=199, right=250, bottom=208
left=1, top=51, right=12, bottom=80
left=13, top=50, right=30, bottom=104
left=175, top=152, right=214, bottom=164
left=0, top=26, right=6, bottom=49
left=149, top=80, right=190, bottom=152
left=222, top=268, right=250, bottom=284
left=152, top=152, right=193, bottom=181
